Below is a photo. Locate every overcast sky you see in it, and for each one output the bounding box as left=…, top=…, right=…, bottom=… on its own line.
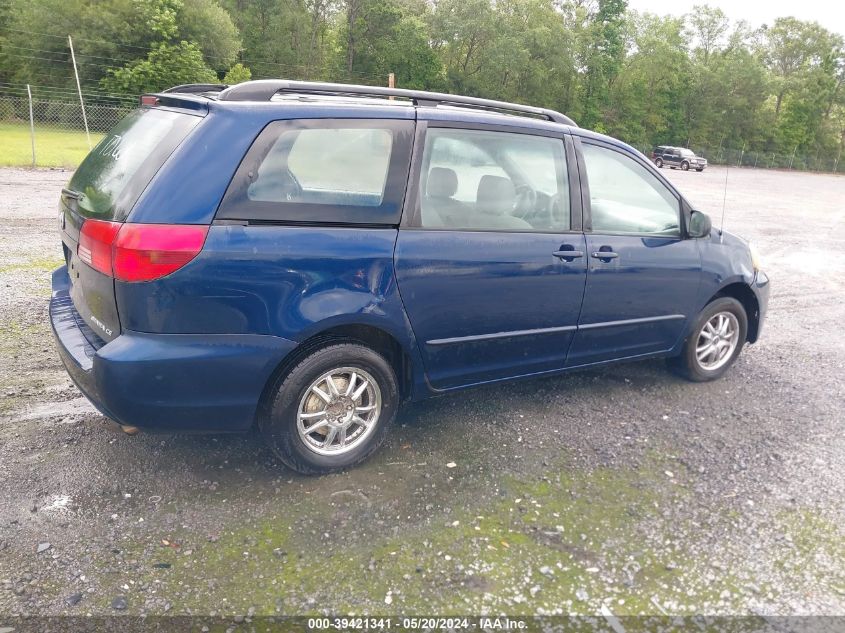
left=626, top=0, right=845, bottom=38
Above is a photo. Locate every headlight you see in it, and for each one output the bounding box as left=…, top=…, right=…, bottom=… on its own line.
left=749, top=242, right=764, bottom=272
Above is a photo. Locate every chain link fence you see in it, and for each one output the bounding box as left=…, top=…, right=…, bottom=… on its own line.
left=693, top=146, right=842, bottom=172
left=2, top=83, right=844, bottom=173
left=634, top=143, right=844, bottom=174
left=1, top=84, right=134, bottom=168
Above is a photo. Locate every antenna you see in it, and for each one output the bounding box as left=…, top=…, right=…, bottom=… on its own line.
left=719, top=157, right=729, bottom=238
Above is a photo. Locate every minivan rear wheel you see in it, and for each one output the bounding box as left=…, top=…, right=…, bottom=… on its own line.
left=261, top=343, right=398, bottom=474
left=668, top=297, right=747, bottom=382
left=655, top=158, right=663, bottom=168
left=681, top=161, right=690, bottom=171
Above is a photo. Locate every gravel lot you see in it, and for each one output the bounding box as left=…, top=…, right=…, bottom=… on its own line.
left=0, top=165, right=843, bottom=621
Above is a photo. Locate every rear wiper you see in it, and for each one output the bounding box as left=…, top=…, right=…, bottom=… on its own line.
left=61, top=188, right=82, bottom=200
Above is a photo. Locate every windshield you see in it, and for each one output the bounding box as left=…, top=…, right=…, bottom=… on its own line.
left=68, top=108, right=201, bottom=220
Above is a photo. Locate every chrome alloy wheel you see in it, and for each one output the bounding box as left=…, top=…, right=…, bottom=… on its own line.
left=695, top=311, right=740, bottom=371
left=296, top=367, right=382, bottom=456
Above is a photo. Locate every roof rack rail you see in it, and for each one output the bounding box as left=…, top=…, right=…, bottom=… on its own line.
left=163, top=84, right=228, bottom=95
left=216, top=80, right=577, bottom=127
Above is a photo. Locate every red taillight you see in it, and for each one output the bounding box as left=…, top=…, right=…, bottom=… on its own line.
left=77, top=221, right=208, bottom=282
left=113, top=224, right=208, bottom=282
left=78, top=219, right=121, bottom=276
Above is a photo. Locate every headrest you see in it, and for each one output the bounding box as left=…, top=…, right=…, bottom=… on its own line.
left=427, top=167, right=458, bottom=198
left=476, top=175, right=515, bottom=215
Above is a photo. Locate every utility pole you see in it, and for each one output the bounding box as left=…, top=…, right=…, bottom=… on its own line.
left=789, top=145, right=798, bottom=170
left=68, top=35, right=91, bottom=149
left=388, top=72, right=395, bottom=100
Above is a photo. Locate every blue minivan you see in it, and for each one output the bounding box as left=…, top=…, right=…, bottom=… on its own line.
left=50, top=80, right=769, bottom=473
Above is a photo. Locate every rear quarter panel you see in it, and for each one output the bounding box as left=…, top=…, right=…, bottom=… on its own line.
left=116, top=226, right=409, bottom=336
left=115, top=225, right=428, bottom=395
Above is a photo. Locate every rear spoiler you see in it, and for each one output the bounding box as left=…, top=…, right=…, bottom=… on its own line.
left=139, top=92, right=213, bottom=114
left=163, top=84, right=228, bottom=95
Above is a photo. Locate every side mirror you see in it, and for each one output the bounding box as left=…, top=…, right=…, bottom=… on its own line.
left=688, top=210, right=712, bottom=238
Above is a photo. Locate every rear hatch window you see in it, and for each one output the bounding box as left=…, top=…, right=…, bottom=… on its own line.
left=68, top=108, right=202, bottom=221
left=60, top=107, right=202, bottom=344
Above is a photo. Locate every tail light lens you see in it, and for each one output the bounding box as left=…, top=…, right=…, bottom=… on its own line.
left=78, top=219, right=121, bottom=276
left=77, top=221, right=208, bottom=282
left=113, top=224, right=208, bottom=282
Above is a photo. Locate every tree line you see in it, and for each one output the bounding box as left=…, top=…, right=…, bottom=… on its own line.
left=1, top=0, right=843, bottom=157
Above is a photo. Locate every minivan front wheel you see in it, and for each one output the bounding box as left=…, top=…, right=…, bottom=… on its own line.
left=261, top=344, right=398, bottom=474
left=655, top=158, right=663, bottom=168
left=669, top=297, right=747, bottom=382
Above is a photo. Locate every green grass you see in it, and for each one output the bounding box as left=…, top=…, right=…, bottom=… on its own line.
left=0, top=256, right=64, bottom=275
left=0, top=121, right=103, bottom=168
left=83, top=455, right=753, bottom=618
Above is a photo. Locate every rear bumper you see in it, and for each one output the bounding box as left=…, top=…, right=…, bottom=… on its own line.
left=50, top=266, right=298, bottom=432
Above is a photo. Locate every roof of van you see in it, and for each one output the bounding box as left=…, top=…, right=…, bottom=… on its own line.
left=145, top=80, right=645, bottom=159
left=151, top=79, right=577, bottom=125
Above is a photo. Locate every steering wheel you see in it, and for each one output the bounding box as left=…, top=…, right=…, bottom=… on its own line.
left=513, top=183, right=537, bottom=217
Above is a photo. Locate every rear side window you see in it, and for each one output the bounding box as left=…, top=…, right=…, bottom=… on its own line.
left=218, top=119, right=414, bottom=225
left=68, top=108, right=201, bottom=221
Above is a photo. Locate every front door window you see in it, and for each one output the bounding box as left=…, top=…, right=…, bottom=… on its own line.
left=418, top=128, right=570, bottom=232
left=581, top=143, right=680, bottom=236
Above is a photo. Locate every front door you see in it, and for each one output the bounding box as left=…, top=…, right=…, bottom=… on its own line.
left=395, top=124, right=587, bottom=390
left=566, top=140, right=702, bottom=366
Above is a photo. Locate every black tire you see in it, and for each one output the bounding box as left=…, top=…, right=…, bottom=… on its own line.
left=696, top=168, right=704, bottom=172
left=260, top=343, right=399, bottom=474
left=668, top=297, right=748, bottom=382
left=681, top=161, right=690, bottom=171
left=655, top=158, right=663, bottom=168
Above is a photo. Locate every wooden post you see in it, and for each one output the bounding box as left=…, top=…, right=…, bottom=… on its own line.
left=26, top=84, right=36, bottom=168
left=388, top=72, right=395, bottom=100
left=68, top=35, right=91, bottom=149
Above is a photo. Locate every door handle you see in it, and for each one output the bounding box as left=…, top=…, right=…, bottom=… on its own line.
left=591, top=250, right=618, bottom=261
left=553, top=249, right=584, bottom=260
